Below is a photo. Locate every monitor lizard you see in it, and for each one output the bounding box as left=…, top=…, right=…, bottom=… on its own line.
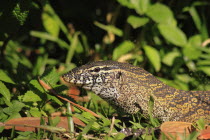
left=62, top=60, right=210, bottom=122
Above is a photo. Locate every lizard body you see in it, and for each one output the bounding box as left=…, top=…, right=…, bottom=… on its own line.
left=62, top=60, right=210, bottom=122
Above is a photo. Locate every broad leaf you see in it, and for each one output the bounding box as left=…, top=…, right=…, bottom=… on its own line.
left=188, top=35, right=201, bottom=47
left=198, top=67, right=210, bottom=76
left=42, top=4, right=60, bottom=37
left=22, top=91, right=41, bottom=102
left=29, top=79, right=47, bottom=100
left=182, top=46, right=201, bottom=60
left=40, top=67, right=60, bottom=85
left=144, top=45, right=161, bottom=72
left=158, top=24, right=187, bottom=47
left=3, top=100, right=25, bottom=115
left=0, top=81, right=11, bottom=103
left=146, top=3, right=176, bottom=25
left=29, top=107, right=42, bottom=117
left=138, top=0, right=150, bottom=14
left=127, top=16, right=149, bottom=29
left=0, top=70, right=15, bottom=84
left=116, top=0, right=150, bottom=15
left=116, top=0, right=134, bottom=9
left=113, top=41, right=135, bottom=60
left=130, top=0, right=150, bottom=15
left=182, top=35, right=202, bottom=60
left=162, top=51, right=181, bottom=66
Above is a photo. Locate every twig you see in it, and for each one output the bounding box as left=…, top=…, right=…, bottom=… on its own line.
left=202, top=39, right=210, bottom=47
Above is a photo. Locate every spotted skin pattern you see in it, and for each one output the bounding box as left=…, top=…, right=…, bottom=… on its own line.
left=62, top=61, right=210, bottom=122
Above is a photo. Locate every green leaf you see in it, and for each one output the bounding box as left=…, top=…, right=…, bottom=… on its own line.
left=92, top=122, right=101, bottom=131
left=0, top=109, right=8, bottom=122
left=30, top=31, right=69, bottom=49
left=158, top=24, right=187, bottom=47
left=102, top=117, right=111, bottom=127
left=113, top=41, right=135, bottom=60
left=0, top=1, right=30, bottom=36
left=182, top=46, right=201, bottom=60
left=144, top=45, right=161, bottom=72
left=41, top=67, right=60, bottom=85
left=82, top=120, right=94, bottom=134
left=196, top=118, right=205, bottom=130
left=127, top=16, right=149, bottom=29
left=117, top=0, right=150, bottom=15
left=146, top=3, right=176, bottom=25
left=114, top=133, right=126, bottom=140
left=162, top=51, right=181, bottom=66
left=51, top=116, right=61, bottom=126
left=7, top=113, right=22, bottom=120
left=82, top=112, right=96, bottom=120
left=0, top=69, right=15, bottom=84
left=0, top=81, right=11, bottom=103
left=29, top=79, right=46, bottom=100
left=12, top=2, right=29, bottom=26
left=66, top=32, right=82, bottom=64
left=197, top=60, right=210, bottom=66
left=42, top=4, right=60, bottom=37
left=130, top=0, right=150, bottom=15
left=138, top=0, right=150, bottom=14
left=30, top=107, right=41, bottom=117
left=94, top=21, right=123, bottom=36
left=74, top=114, right=89, bottom=124
left=188, top=35, right=202, bottom=47
left=130, top=121, right=144, bottom=129
left=3, top=100, right=25, bottom=115
left=176, top=74, right=191, bottom=83
left=189, top=7, right=201, bottom=31
left=116, top=0, right=134, bottom=9
left=22, top=91, right=41, bottom=102
left=47, top=94, right=63, bottom=106
left=182, top=35, right=202, bottom=60
left=158, top=78, right=188, bottom=90
left=198, top=67, right=210, bottom=76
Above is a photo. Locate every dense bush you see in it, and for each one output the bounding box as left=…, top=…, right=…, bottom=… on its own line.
left=0, top=0, right=210, bottom=139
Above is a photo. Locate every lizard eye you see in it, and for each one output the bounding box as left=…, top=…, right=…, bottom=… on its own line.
left=116, top=71, right=122, bottom=79
left=93, top=67, right=100, bottom=72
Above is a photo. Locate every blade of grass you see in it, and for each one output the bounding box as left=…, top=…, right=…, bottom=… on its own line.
left=30, top=31, right=69, bottom=49
left=67, top=102, right=74, bottom=133
left=45, top=4, right=72, bottom=42
left=189, top=7, right=201, bottom=31
left=65, top=32, right=80, bottom=64
left=81, top=120, right=94, bottom=135
left=94, top=21, right=123, bottom=36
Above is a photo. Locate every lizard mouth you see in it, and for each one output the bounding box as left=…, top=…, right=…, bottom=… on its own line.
left=62, top=73, right=87, bottom=86
left=62, top=73, right=72, bottom=83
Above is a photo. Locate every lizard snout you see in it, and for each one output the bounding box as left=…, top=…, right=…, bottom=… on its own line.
left=62, top=72, right=73, bottom=83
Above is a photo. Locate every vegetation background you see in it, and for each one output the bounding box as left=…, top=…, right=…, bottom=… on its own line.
left=0, top=0, right=210, bottom=139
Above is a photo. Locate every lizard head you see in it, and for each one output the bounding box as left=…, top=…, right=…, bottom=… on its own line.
left=62, top=60, right=152, bottom=114
left=62, top=60, right=125, bottom=98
